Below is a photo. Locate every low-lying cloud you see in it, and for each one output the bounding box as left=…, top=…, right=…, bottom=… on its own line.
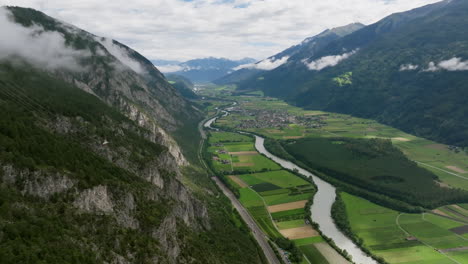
left=424, top=57, right=468, bottom=72
left=303, top=50, right=357, bottom=71
left=98, top=37, right=145, bottom=74
left=0, top=7, right=89, bottom=71
left=399, top=64, right=419, bottom=71
left=156, top=64, right=184, bottom=73
left=234, top=56, right=289, bottom=71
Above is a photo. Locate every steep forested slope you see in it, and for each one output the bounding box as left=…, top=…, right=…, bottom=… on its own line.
left=166, top=74, right=198, bottom=99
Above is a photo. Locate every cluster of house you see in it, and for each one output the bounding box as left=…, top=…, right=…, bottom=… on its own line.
left=212, top=156, right=231, bottom=164
left=212, top=145, right=231, bottom=164
left=230, top=108, right=327, bottom=130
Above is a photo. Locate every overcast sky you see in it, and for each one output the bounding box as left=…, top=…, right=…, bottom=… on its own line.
left=0, top=0, right=441, bottom=62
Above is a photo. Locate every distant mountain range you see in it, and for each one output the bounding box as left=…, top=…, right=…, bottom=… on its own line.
left=152, top=57, right=256, bottom=83
left=215, top=23, right=365, bottom=85
left=232, top=0, right=468, bottom=147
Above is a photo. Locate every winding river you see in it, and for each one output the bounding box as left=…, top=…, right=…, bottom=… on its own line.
left=204, top=114, right=377, bottom=264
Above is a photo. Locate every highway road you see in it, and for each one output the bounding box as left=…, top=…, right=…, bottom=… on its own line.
left=211, top=176, right=281, bottom=264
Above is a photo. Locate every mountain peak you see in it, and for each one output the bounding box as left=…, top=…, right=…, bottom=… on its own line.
left=153, top=57, right=257, bottom=82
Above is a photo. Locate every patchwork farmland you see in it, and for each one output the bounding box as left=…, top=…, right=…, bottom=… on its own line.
left=206, top=131, right=343, bottom=263
left=341, top=192, right=468, bottom=263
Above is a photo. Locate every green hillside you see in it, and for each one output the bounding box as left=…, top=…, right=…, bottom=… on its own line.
left=240, top=0, right=468, bottom=147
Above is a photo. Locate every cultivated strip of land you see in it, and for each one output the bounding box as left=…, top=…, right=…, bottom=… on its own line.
left=267, top=200, right=308, bottom=213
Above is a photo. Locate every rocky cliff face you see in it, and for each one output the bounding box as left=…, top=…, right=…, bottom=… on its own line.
left=0, top=101, right=209, bottom=262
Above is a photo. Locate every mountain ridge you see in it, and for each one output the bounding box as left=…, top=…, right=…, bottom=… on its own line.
left=215, top=22, right=365, bottom=85
left=153, top=57, right=256, bottom=83
left=238, top=0, right=468, bottom=147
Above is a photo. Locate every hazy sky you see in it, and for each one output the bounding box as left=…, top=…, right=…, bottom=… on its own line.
left=0, top=0, right=441, bottom=62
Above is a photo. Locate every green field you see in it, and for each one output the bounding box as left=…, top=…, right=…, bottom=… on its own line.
left=207, top=135, right=281, bottom=173
left=271, top=208, right=305, bottom=221
left=224, top=142, right=256, bottom=152
left=209, top=131, right=252, bottom=143
left=299, top=244, right=329, bottom=264
left=238, top=188, right=263, bottom=207
left=341, top=192, right=468, bottom=263
left=239, top=170, right=310, bottom=188
left=263, top=192, right=312, bottom=206
left=232, top=154, right=281, bottom=172
left=259, top=188, right=290, bottom=196
left=293, top=236, right=325, bottom=246
left=276, top=219, right=305, bottom=230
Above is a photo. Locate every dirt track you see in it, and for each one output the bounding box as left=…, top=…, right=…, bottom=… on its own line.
left=228, top=175, right=248, bottom=188
left=283, top=136, right=304, bottom=139
left=392, top=137, right=410, bottom=142
left=446, top=166, right=467, bottom=174
left=432, top=209, right=450, bottom=217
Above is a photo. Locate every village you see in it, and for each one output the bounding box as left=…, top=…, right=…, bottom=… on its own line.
left=227, top=106, right=327, bottom=130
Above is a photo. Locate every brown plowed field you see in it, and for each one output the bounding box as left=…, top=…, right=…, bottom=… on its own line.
left=267, top=200, right=308, bottom=213
left=280, top=226, right=318, bottom=239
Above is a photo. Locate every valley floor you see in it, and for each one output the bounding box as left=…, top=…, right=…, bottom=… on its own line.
left=197, top=85, right=468, bottom=264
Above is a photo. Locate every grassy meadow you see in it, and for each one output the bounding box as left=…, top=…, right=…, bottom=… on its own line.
left=341, top=192, right=468, bottom=263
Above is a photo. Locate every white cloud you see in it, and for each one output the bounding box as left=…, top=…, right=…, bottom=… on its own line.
left=98, top=37, right=145, bottom=74
left=423, top=61, right=439, bottom=72
left=0, top=0, right=441, bottom=61
left=156, top=64, right=184, bottom=73
left=303, top=50, right=357, bottom=71
left=438, top=57, right=468, bottom=71
left=424, top=57, right=468, bottom=72
left=234, top=56, right=289, bottom=71
left=399, top=64, right=419, bottom=71
left=0, top=7, right=90, bottom=71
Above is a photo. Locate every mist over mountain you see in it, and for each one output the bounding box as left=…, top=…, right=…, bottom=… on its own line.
left=215, top=23, right=365, bottom=85
left=153, top=57, right=256, bottom=83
